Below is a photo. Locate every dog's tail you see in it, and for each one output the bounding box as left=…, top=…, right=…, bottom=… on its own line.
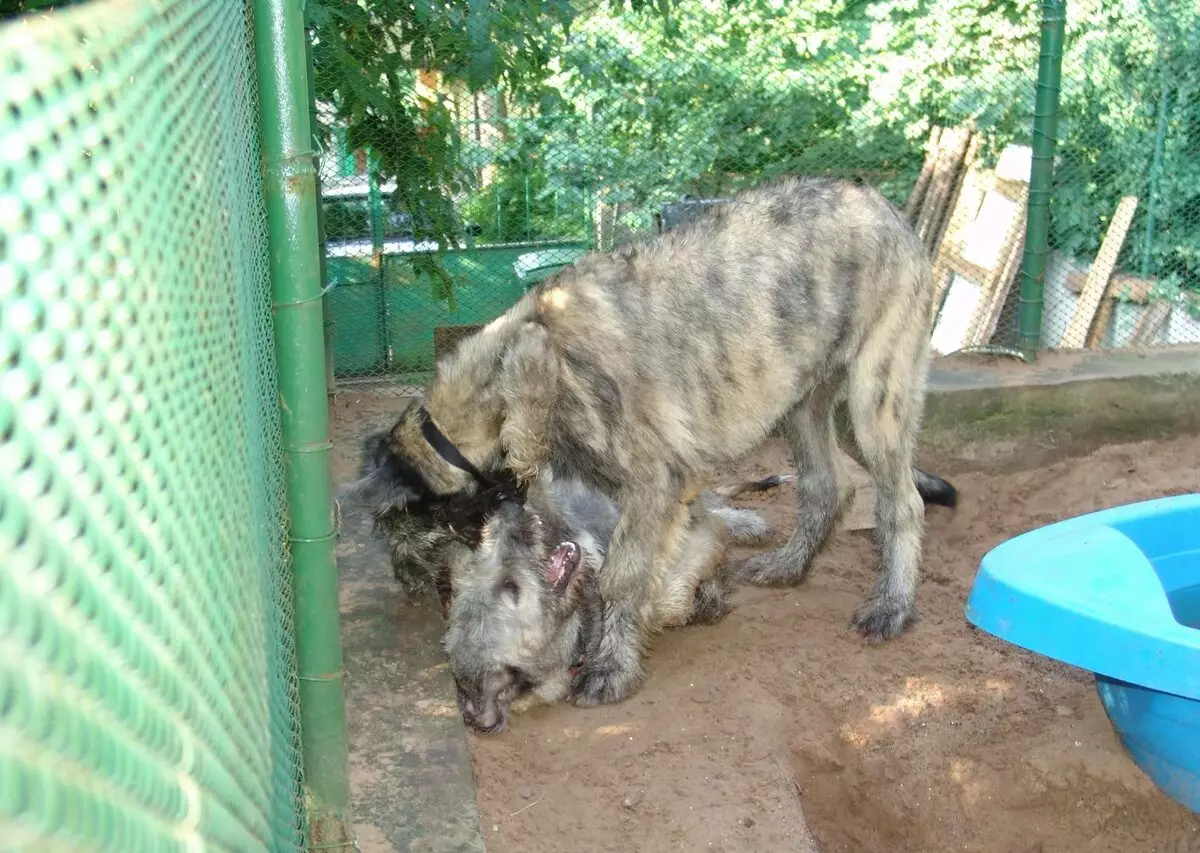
left=713, top=469, right=956, bottom=509
left=711, top=473, right=794, bottom=500
left=914, top=467, right=958, bottom=509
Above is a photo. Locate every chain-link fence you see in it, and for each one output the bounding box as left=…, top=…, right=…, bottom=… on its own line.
left=308, top=0, right=1200, bottom=394
left=0, top=1, right=310, bottom=849
left=1040, top=0, right=1200, bottom=350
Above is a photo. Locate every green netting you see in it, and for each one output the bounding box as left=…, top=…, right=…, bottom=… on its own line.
left=308, top=0, right=1200, bottom=391
left=0, top=2, right=306, bottom=851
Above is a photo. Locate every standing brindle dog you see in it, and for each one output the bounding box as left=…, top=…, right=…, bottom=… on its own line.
left=348, top=175, right=957, bottom=706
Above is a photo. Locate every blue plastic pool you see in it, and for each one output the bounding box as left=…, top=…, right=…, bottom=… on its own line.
left=965, top=494, right=1200, bottom=815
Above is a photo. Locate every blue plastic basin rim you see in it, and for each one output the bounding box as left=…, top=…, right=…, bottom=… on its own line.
left=965, top=494, right=1200, bottom=702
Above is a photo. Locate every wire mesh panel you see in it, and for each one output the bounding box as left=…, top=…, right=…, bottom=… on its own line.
left=308, top=0, right=1200, bottom=382
left=0, top=1, right=306, bottom=850
left=306, top=0, right=1048, bottom=392
left=1039, top=0, right=1200, bottom=351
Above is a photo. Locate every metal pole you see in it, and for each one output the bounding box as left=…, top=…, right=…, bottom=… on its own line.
left=1140, top=80, right=1169, bottom=278
left=367, top=154, right=391, bottom=373
left=1016, top=0, right=1066, bottom=358
left=1140, top=0, right=1172, bottom=279
left=252, top=0, right=355, bottom=848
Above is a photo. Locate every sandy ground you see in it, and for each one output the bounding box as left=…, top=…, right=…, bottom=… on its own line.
left=330, top=394, right=1200, bottom=853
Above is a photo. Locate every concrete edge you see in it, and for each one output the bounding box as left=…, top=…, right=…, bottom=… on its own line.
left=920, top=348, right=1200, bottom=472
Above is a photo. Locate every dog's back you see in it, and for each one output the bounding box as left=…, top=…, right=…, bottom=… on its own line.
left=503, top=175, right=930, bottom=484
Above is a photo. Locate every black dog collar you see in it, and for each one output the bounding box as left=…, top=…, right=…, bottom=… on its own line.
left=415, top=406, right=518, bottom=500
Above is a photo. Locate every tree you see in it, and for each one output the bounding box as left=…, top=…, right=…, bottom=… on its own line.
left=307, top=0, right=577, bottom=297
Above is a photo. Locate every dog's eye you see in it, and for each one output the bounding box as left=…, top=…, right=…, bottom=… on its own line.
left=506, top=666, right=537, bottom=693
left=501, top=578, right=520, bottom=601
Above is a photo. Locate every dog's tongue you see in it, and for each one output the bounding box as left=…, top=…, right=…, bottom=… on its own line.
left=546, top=542, right=578, bottom=589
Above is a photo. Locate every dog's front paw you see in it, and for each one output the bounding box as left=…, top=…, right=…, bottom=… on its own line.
left=570, top=656, right=645, bottom=707
left=850, top=594, right=916, bottom=642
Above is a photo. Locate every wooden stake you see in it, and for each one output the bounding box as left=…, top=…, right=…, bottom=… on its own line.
left=931, top=133, right=981, bottom=256
left=905, top=126, right=944, bottom=220
left=1127, top=300, right=1171, bottom=347
left=1059, top=195, right=1140, bottom=348
left=917, top=127, right=972, bottom=252
left=1085, top=297, right=1115, bottom=348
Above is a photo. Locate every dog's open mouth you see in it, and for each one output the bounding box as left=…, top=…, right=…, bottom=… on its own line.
left=547, top=541, right=581, bottom=593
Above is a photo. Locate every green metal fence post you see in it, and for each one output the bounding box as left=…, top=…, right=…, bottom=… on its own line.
left=1140, top=0, right=1172, bottom=279
left=303, top=28, right=337, bottom=400
left=252, top=0, right=355, bottom=848
left=1016, top=0, right=1067, bottom=359
left=367, top=154, right=391, bottom=372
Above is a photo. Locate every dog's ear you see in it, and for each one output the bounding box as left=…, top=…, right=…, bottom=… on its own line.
left=336, top=454, right=424, bottom=516
left=359, top=430, right=391, bottom=478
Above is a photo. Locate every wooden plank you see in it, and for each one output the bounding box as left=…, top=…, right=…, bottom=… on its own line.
left=921, top=128, right=972, bottom=252
left=943, top=252, right=995, bottom=286
left=916, top=127, right=972, bottom=252
left=1127, top=300, right=1172, bottom=347
left=1064, top=271, right=1156, bottom=303
left=1058, top=195, right=1139, bottom=348
left=929, top=150, right=1029, bottom=353
left=972, top=225, right=1026, bottom=346
left=905, top=126, right=944, bottom=220
left=1085, top=296, right=1115, bottom=348
left=930, top=164, right=992, bottom=315
left=930, top=275, right=987, bottom=355
left=931, top=132, right=982, bottom=256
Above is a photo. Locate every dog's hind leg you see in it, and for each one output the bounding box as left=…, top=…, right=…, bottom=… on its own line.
left=735, top=377, right=851, bottom=587
left=834, top=403, right=957, bottom=509
left=845, top=319, right=930, bottom=641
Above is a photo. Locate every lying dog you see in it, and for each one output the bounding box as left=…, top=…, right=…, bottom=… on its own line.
left=442, top=471, right=787, bottom=734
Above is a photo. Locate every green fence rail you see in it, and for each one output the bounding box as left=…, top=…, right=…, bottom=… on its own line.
left=0, top=0, right=349, bottom=849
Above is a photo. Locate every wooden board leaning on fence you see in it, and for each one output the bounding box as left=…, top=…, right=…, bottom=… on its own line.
left=924, top=143, right=1032, bottom=355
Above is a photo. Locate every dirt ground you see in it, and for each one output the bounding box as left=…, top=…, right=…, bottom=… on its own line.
left=330, top=394, right=1200, bottom=853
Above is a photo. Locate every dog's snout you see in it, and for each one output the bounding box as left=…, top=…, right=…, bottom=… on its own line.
left=455, top=678, right=507, bottom=734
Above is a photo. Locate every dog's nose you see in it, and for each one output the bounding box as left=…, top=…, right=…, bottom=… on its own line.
left=470, top=703, right=502, bottom=732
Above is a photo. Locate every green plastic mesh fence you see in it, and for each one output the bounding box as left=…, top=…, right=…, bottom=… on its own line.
left=308, top=0, right=1200, bottom=392
left=0, top=2, right=306, bottom=851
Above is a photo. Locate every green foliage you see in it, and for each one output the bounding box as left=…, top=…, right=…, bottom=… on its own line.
left=1050, top=0, right=1200, bottom=294
left=488, top=0, right=1041, bottom=233
left=309, top=0, right=1200, bottom=303
left=0, top=0, right=82, bottom=19
left=307, top=0, right=575, bottom=297
left=459, top=160, right=592, bottom=244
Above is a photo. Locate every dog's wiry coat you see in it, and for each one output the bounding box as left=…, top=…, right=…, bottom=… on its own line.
left=443, top=472, right=779, bottom=734
left=357, top=175, right=958, bottom=706
left=341, top=429, right=528, bottom=615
